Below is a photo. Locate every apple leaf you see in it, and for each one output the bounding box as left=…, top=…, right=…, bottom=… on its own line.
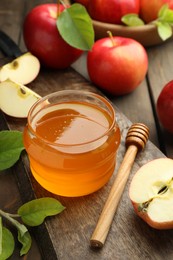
left=18, top=231, right=32, bottom=256
left=158, top=4, right=173, bottom=23
left=121, top=14, right=145, bottom=26
left=157, top=21, right=172, bottom=41
left=122, top=4, right=173, bottom=42
left=18, top=197, right=65, bottom=226
left=0, top=217, right=15, bottom=260
left=57, top=3, right=94, bottom=50
left=0, top=130, right=25, bottom=171
left=153, top=4, right=173, bottom=40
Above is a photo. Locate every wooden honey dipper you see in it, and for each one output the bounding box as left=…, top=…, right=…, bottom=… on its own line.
left=90, top=123, right=149, bottom=249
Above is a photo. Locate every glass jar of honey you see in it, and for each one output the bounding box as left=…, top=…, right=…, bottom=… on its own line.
left=23, top=90, right=120, bottom=197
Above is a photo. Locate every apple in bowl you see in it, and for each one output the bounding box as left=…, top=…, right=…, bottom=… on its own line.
left=87, top=0, right=140, bottom=24
left=140, top=0, right=173, bottom=23
left=129, top=158, right=173, bottom=229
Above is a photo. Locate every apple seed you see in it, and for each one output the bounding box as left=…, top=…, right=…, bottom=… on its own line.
left=11, top=60, right=19, bottom=69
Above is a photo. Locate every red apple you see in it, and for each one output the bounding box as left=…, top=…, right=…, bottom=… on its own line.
left=129, top=158, right=173, bottom=229
left=156, top=80, right=173, bottom=133
left=87, top=36, right=148, bottom=96
left=74, top=0, right=89, bottom=9
left=23, top=4, right=83, bottom=69
left=88, top=0, right=140, bottom=24
left=140, top=0, right=173, bottom=23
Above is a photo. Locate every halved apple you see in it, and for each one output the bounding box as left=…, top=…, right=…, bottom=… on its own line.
left=0, top=52, right=40, bottom=85
left=129, top=158, right=173, bottom=229
left=0, top=79, right=41, bottom=118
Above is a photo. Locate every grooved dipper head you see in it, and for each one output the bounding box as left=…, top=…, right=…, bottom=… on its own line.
left=125, top=123, right=149, bottom=151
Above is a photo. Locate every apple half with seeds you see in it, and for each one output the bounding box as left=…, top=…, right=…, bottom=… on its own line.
left=0, top=52, right=40, bottom=85
left=129, top=158, right=173, bottom=229
left=0, top=79, right=41, bottom=118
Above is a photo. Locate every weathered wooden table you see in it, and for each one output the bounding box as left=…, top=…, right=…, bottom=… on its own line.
left=1, top=1, right=173, bottom=259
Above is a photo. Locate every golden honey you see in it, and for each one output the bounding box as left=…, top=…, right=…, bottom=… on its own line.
left=23, top=90, right=120, bottom=197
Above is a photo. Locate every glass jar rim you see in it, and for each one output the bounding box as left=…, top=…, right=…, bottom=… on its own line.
left=27, top=90, right=117, bottom=147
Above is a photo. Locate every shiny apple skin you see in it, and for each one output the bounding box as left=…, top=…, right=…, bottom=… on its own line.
left=88, top=0, right=140, bottom=24
left=157, top=80, right=173, bottom=133
left=87, top=36, right=148, bottom=96
left=140, top=0, right=173, bottom=23
left=23, top=4, right=83, bottom=69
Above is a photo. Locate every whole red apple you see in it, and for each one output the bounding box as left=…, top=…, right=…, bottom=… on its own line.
left=156, top=80, right=173, bottom=133
left=140, top=0, right=173, bottom=23
left=74, top=0, right=89, bottom=9
left=88, top=0, right=140, bottom=24
left=23, top=4, right=83, bottom=69
left=87, top=36, right=148, bottom=96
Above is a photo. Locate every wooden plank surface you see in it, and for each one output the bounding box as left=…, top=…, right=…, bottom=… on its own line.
left=0, top=0, right=173, bottom=259
left=3, top=67, right=170, bottom=260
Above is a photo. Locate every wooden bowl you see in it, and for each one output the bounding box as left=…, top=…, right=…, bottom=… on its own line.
left=92, top=20, right=172, bottom=47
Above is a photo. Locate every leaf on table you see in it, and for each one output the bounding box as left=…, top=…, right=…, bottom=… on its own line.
left=18, top=231, right=32, bottom=256
left=0, top=219, right=15, bottom=260
left=18, top=197, right=65, bottom=226
left=121, top=14, right=145, bottom=26
left=57, top=3, right=94, bottom=50
left=0, top=130, right=25, bottom=171
left=9, top=216, right=31, bottom=256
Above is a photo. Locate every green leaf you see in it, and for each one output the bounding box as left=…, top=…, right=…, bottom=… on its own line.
left=158, top=4, right=173, bottom=24
left=0, top=225, right=15, bottom=260
left=57, top=3, right=94, bottom=50
left=18, top=231, right=32, bottom=256
left=121, top=14, right=145, bottom=26
left=157, top=21, right=172, bottom=41
left=8, top=215, right=31, bottom=256
left=0, top=130, right=25, bottom=171
left=18, top=198, right=65, bottom=226
left=158, top=4, right=169, bottom=17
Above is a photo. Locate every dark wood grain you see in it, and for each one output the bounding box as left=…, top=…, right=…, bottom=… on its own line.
left=0, top=0, right=173, bottom=260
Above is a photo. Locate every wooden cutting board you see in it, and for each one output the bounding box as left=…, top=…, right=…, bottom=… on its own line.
left=1, top=66, right=171, bottom=260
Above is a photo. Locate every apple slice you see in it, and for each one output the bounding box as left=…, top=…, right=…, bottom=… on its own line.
left=129, top=158, right=173, bottom=229
left=0, top=79, right=41, bottom=118
left=0, top=52, right=40, bottom=85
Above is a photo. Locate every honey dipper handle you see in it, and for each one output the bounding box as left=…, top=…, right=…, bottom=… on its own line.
left=90, top=145, right=138, bottom=248
left=90, top=123, right=149, bottom=249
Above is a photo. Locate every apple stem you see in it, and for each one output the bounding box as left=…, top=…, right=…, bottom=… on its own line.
left=107, top=31, right=116, bottom=47
left=57, top=0, right=67, bottom=18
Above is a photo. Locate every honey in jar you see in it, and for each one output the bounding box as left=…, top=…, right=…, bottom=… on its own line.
left=23, top=90, right=120, bottom=197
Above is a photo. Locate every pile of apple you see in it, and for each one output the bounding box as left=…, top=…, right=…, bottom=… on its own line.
left=22, top=2, right=149, bottom=96
left=75, top=0, right=173, bottom=24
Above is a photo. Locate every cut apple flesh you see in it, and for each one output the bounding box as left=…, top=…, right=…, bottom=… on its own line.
left=0, top=52, right=40, bottom=85
left=129, top=158, right=173, bottom=229
left=0, top=79, right=41, bottom=118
